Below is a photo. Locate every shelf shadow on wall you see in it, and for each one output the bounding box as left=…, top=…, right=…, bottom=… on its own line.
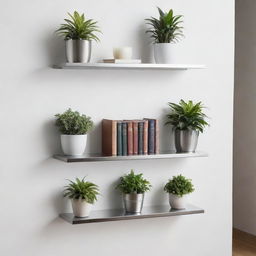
left=45, top=32, right=66, bottom=66
left=42, top=119, right=62, bottom=155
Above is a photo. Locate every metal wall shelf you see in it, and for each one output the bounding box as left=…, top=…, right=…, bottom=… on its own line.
left=54, top=63, right=205, bottom=70
left=60, top=204, right=204, bottom=224
left=53, top=151, right=208, bottom=163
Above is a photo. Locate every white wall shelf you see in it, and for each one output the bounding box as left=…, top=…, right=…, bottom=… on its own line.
left=53, top=151, right=208, bottom=163
left=53, top=63, right=205, bottom=70
left=60, top=204, right=204, bottom=224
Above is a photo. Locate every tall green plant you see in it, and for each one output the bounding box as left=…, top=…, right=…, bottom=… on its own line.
left=145, top=7, right=183, bottom=43
left=56, top=11, right=100, bottom=41
left=164, top=175, right=194, bottom=197
left=55, top=108, right=93, bottom=135
left=116, top=170, right=152, bottom=194
left=63, top=177, right=99, bottom=203
left=166, top=100, right=209, bottom=133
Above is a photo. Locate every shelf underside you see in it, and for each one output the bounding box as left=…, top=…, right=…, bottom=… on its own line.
left=60, top=204, right=204, bottom=224
left=53, top=151, right=208, bottom=163
left=54, top=63, right=205, bottom=70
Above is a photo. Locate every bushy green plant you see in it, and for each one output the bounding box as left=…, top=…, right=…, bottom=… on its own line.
left=116, top=170, right=152, bottom=194
left=145, top=7, right=183, bottom=43
left=63, top=177, right=99, bottom=204
left=164, top=175, right=194, bottom=197
left=55, top=108, right=93, bottom=135
left=56, top=11, right=100, bottom=41
left=166, top=100, right=209, bottom=133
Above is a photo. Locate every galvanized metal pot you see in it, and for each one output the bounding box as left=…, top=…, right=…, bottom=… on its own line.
left=65, top=39, right=92, bottom=63
left=174, top=129, right=199, bottom=153
left=123, top=193, right=144, bottom=213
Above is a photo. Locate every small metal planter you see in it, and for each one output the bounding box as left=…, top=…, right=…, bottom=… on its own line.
left=65, top=39, right=92, bottom=63
left=175, top=129, right=199, bottom=153
left=123, top=193, right=144, bottom=213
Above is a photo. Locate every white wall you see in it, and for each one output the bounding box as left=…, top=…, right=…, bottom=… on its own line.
left=234, top=0, right=256, bottom=236
left=0, top=0, right=234, bottom=255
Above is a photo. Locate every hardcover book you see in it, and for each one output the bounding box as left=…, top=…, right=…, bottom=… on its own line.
left=138, top=122, right=144, bottom=155
left=155, top=119, right=160, bottom=154
left=127, top=121, right=133, bottom=155
left=122, top=122, right=128, bottom=156
left=133, top=121, right=138, bottom=155
left=117, top=122, right=122, bottom=156
left=143, top=120, right=148, bottom=155
left=103, top=59, right=142, bottom=64
left=144, top=119, right=155, bottom=155
left=102, top=119, right=117, bottom=156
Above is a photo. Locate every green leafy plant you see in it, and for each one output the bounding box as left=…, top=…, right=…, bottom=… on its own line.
left=116, top=170, right=152, bottom=194
left=166, top=100, right=209, bottom=133
left=63, top=177, right=99, bottom=204
left=55, top=108, right=93, bottom=135
left=56, top=11, right=100, bottom=41
left=145, top=7, right=183, bottom=43
left=164, top=175, right=194, bottom=197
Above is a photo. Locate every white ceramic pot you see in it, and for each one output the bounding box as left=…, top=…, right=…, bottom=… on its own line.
left=71, top=199, right=92, bottom=218
left=60, top=134, right=87, bottom=156
left=153, top=43, right=173, bottom=64
left=169, top=194, right=187, bottom=209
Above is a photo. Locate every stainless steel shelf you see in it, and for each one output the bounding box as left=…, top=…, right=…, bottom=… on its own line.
left=53, top=151, right=208, bottom=163
left=60, top=204, right=204, bottom=224
left=54, top=63, right=205, bottom=70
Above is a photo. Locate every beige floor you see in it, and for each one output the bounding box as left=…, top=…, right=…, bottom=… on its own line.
left=233, top=229, right=256, bottom=256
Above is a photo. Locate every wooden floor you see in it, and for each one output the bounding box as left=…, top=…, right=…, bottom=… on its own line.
left=233, top=229, right=256, bottom=256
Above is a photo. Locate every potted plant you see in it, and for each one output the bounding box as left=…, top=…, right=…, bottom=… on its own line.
left=55, top=108, right=93, bottom=156
left=166, top=100, right=209, bottom=153
left=164, top=175, right=194, bottom=209
left=116, top=170, right=151, bottom=213
left=56, top=11, right=101, bottom=63
left=145, top=7, right=183, bottom=64
left=64, top=177, right=99, bottom=217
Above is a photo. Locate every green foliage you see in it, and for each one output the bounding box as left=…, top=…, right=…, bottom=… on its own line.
left=145, top=7, right=183, bottom=43
left=55, top=108, right=93, bottom=135
left=56, top=11, right=100, bottom=41
left=166, top=100, right=209, bottom=133
left=116, top=170, right=152, bottom=194
left=63, top=177, right=99, bottom=204
left=164, top=175, right=194, bottom=197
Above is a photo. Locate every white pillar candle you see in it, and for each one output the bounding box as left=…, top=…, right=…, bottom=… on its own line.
left=113, top=47, right=132, bottom=59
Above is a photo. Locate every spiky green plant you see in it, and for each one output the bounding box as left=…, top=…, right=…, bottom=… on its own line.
left=166, top=100, right=209, bottom=133
left=145, top=7, right=183, bottom=43
left=164, top=175, right=194, bottom=197
left=63, top=177, right=99, bottom=204
left=56, top=11, right=100, bottom=41
left=55, top=108, right=94, bottom=135
left=116, top=170, right=152, bottom=194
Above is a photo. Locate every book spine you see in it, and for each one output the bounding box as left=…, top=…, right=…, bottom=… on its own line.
left=155, top=119, right=159, bottom=154
left=102, top=119, right=117, bottom=156
left=148, top=119, right=155, bottom=155
left=133, top=122, right=138, bottom=155
left=138, top=122, right=144, bottom=155
left=122, top=122, right=128, bottom=156
left=143, top=120, right=148, bottom=155
left=112, top=121, right=117, bottom=156
left=117, top=122, right=122, bottom=156
left=127, top=122, right=133, bottom=155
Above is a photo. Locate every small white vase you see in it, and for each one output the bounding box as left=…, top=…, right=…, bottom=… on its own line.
left=71, top=199, right=92, bottom=218
left=60, top=134, right=87, bottom=156
left=169, top=194, right=187, bottom=209
left=153, top=43, right=173, bottom=64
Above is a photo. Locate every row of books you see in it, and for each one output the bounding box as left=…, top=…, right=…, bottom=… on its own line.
left=102, top=119, right=159, bottom=156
